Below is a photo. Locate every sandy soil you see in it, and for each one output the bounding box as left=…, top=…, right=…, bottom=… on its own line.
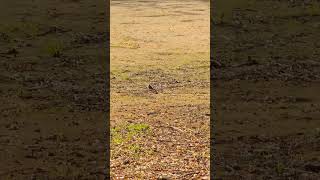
left=0, top=0, right=108, bottom=179
left=111, top=0, right=210, bottom=179
left=212, top=0, right=320, bottom=179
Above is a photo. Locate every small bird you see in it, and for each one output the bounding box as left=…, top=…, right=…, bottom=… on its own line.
left=148, top=84, right=158, bottom=94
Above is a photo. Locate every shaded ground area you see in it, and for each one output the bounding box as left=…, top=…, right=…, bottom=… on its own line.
left=111, top=0, right=210, bottom=179
left=212, top=0, right=320, bottom=179
left=0, top=0, right=107, bottom=179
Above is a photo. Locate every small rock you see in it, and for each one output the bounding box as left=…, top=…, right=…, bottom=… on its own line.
left=148, top=84, right=158, bottom=94
left=123, top=159, right=130, bottom=165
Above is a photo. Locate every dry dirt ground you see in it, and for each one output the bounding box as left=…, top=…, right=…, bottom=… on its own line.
left=111, top=0, right=210, bottom=179
left=213, top=0, right=320, bottom=179
left=0, top=0, right=108, bottom=179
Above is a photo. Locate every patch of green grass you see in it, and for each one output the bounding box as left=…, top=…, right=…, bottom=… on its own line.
left=127, top=123, right=150, bottom=134
left=111, top=123, right=150, bottom=145
left=111, top=123, right=151, bottom=158
left=45, top=40, right=64, bottom=57
left=116, top=72, right=130, bottom=81
left=275, top=161, right=285, bottom=175
left=128, top=144, right=141, bottom=154
left=111, top=69, right=132, bottom=81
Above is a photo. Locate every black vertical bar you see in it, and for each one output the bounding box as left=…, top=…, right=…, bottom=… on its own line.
left=106, top=0, right=111, bottom=178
